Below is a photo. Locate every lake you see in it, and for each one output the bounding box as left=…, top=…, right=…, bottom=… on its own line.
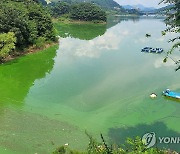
left=0, top=17, right=179, bottom=153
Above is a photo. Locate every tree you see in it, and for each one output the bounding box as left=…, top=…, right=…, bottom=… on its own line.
left=38, top=0, right=47, bottom=5
left=160, top=0, right=180, bottom=71
left=70, top=3, right=107, bottom=21
left=0, top=32, right=16, bottom=61
left=0, top=0, right=55, bottom=50
left=50, top=2, right=70, bottom=17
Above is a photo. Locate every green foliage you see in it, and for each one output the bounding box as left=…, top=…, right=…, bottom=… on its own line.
left=34, top=37, right=46, bottom=48
left=0, top=0, right=55, bottom=50
left=51, top=0, right=122, bottom=11
left=38, top=0, right=47, bottom=5
left=53, top=146, right=66, bottom=154
left=125, top=9, right=141, bottom=15
left=160, top=0, right=180, bottom=35
left=49, top=1, right=107, bottom=22
left=53, top=134, right=176, bottom=154
left=89, top=0, right=122, bottom=10
left=50, top=2, right=71, bottom=17
left=0, top=32, right=16, bottom=60
left=160, top=0, right=180, bottom=71
left=57, top=14, right=71, bottom=22
left=70, top=3, right=107, bottom=21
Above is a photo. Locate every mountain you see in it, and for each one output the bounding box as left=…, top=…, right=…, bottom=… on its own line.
left=134, top=4, right=156, bottom=11
left=123, top=4, right=156, bottom=12
left=48, top=0, right=122, bottom=10
left=122, top=4, right=172, bottom=15
left=122, top=5, right=134, bottom=10
left=156, top=4, right=173, bottom=12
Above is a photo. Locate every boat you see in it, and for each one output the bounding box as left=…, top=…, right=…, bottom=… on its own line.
left=141, top=47, right=152, bottom=53
left=141, top=47, right=163, bottom=53
left=156, top=48, right=164, bottom=53
left=163, top=89, right=180, bottom=99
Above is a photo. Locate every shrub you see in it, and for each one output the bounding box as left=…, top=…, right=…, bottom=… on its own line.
left=0, top=32, right=16, bottom=61
left=53, top=133, right=177, bottom=154
left=50, top=2, right=70, bottom=17
left=34, top=37, right=46, bottom=49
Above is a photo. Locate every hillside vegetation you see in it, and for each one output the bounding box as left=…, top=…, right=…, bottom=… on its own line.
left=49, top=2, right=107, bottom=22
left=49, top=0, right=123, bottom=11
left=48, top=0, right=140, bottom=15
left=0, top=0, right=56, bottom=61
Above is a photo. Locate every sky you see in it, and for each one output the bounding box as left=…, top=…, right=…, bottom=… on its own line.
left=114, top=0, right=165, bottom=8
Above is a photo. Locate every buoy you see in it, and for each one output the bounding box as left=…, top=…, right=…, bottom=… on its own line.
left=150, top=93, right=157, bottom=98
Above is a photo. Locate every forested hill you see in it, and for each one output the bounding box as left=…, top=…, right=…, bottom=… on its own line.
left=49, top=0, right=122, bottom=10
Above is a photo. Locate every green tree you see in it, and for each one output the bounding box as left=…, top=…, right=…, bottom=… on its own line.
left=0, top=0, right=55, bottom=50
left=70, top=3, right=107, bottom=21
left=50, top=2, right=70, bottom=17
left=51, top=0, right=123, bottom=11
left=0, top=32, right=16, bottom=61
left=160, top=0, right=180, bottom=71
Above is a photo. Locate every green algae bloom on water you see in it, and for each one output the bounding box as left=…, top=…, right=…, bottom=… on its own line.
left=0, top=18, right=180, bottom=153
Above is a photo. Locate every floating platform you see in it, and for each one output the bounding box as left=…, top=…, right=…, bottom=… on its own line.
left=163, top=89, right=180, bottom=99
left=141, top=47, right=163, bottom=53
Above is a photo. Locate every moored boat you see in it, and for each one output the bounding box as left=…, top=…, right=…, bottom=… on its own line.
left=163, top=89, right=180, bottom=99
left=141, top=47, right=163, bottom=53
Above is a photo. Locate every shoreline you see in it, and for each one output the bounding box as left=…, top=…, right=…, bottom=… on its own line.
left=52, top=18, right=107, bottom=25
left=0, top=41, right=58, bottom=64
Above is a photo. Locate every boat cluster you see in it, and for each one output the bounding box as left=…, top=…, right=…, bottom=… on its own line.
left=150, top=89, right=180, bottom=100
left=141, top=47, right=163, bottom=53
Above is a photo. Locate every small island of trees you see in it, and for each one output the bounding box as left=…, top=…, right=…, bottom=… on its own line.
left=70, top=3, right=107, bottom=21
left=50, top=2, right=107, bottom=22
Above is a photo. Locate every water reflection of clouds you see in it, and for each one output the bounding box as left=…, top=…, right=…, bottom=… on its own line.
left=135, top=38, right=147, bottom=43
left=154, top=56, right=180, bottom=68
left=59, top=28, right=130, bottom=58
left=135, top=36, right=167, bottom=44
left=156, top=37, right=166, bottom=42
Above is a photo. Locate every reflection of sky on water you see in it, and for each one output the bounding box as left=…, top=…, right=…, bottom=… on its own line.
left=59, top=28, right=130, bottom=58
left=59, top=19, right=179, bottom=72
left=0, top=17, right=179, bottom=154
left=24, top=18, right=180, bottom=151
left=154, top=56, right=180, bottom=69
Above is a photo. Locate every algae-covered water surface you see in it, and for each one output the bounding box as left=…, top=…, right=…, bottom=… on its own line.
left=0, top=17, right=180, bottom=153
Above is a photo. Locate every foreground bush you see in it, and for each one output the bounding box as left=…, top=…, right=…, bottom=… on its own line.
left=53, top=134, right=177, bottom=154
left=0, top=32, right=16, bottom=61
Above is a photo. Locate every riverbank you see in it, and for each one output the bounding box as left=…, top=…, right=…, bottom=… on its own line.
left=52, top=17, right=107, bottom=25
left=0, top=41, right=58, bottom=64
left=0, top=16, right=106, bottom=65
